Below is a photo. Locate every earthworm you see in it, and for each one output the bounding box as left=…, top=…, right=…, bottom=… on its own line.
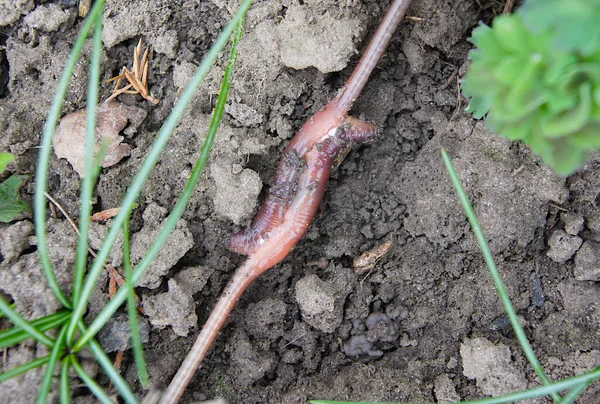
left=160, top=1, right=411, bottom=402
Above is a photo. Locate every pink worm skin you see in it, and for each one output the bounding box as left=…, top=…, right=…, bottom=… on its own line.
left=161, top=0, right=411, bottom=402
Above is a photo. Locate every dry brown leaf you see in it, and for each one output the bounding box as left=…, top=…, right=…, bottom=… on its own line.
left=353, top=239, right=393, bottom=273
left=53, top=101, right=146, bottom=178
left=91, top=207, right=121, bottom=222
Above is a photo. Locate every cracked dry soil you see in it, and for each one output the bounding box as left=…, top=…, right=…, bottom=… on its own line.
left=1, top=0, right=600, bottom=403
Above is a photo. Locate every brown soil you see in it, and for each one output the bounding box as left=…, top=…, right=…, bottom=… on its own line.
left=1, top=1, right=599, bottom=403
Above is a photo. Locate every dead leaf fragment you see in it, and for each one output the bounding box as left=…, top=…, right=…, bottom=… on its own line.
left=91, top=207, right=121, bottom=222
left=53, top=102, right=146, bottom=178
left=354, top=239, right=392, bottom=273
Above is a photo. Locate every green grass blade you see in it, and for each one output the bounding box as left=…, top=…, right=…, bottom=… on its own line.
left=34, top=0, right=106, bottom=311
left=87, top=337, right=138, bottom=404
left=0, top=302, right=15, bottom=319
left=310, top=367, right=600, bottom=404
left=73, top=0, right=253, bottom=352
left=0, top=310, right=70, bottom=349
left=0, top=295, right=54, bottom=347
left=0, top=356, right=50, bottom=383
left=559, top=381, right=591, bottom=404
left=440, top=148, right=561, bottom=403
left=69, top=355, right=115, bottom=404
left=36, top=324, right=68, bottom=404
left=60, top=358, right=71, bottom=404
left=455, top=367, right=600, bottom=403
left=124, top=209, right=149, bottom=388
left=71, top=3, right=104, bottom=317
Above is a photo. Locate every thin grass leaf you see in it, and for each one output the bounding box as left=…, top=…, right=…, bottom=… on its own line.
left=71, top=8, right=104, bottom=316
left=124, top=208, right=149, bottom=388
left=36, top=324, right=68, bottom=404
left=310, top=367, right=600, bottom=404
left=35, top=0, right=106, bottom=311
left=73, top=0, right=253, bottom=352
left=0, top=356, right=50, bottom=383
left=69, top=355, right=115, bottom=404
left=60, top=358, right=71, bottom=404
left=0, top=295, right=54, bottom=347
left=0, top=310, right=70, bottom=349
left=559, top=381, right=591, bottom=404
left=0, top=302, right=15, bottom=320
left=87, top=336, right=138, bottom=404
left=67, top=8, right=105, bottom=347
left=440, top=148, right=561, bottom=403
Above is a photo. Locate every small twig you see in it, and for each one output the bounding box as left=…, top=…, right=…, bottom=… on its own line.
left=44, top=193, right=141, bottom=304
left=549, top=203, right=568, bottom=212
left=503, top=0, right=516, bottom=14
left=283, top=333, right=306, bottom=348
left=405, top=15, right=425, bottom=21
left=511, top=166, right=525, bottom=176
left=450, top=75, right=462, bottom=121
left=438, top=68, right=458, bottom=91
left=44, top=192, right=80, bottom=236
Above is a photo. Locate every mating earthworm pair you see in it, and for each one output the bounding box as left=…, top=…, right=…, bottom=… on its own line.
left=160, top=1, right=412, bottom=402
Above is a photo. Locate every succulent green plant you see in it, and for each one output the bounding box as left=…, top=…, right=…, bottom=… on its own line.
left=462, top=0, right=600, bottom=175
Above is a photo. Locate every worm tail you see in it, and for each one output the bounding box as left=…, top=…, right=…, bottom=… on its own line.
left=335, top=0, right=411, bottom=114
left=160, top=260, right=259, bottom=404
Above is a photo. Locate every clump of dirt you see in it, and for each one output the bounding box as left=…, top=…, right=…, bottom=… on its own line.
left=460, top=337, right=528, bottom=397
left=1, top=0, right=600, bottom=403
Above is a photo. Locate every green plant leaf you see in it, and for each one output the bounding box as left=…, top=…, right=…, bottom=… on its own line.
left=0, top=310, right=71, bottom=349
left=0, top=356, right=51, bottom=383
left=37, top=325, right=68, bottom=404
left=572, top=124, right=600, bottom=148
left=69, top=356, right=115, bottom=404
left=0, top=152, right=14, bottom=173
left=463, top=3, right=600, bottom=175
left=0, top=175, right=31, bottom=223
left=492, top=15, right=531, bottom=55
left=60, top=358, right=71, bottom=404
left=469, top=23, right=505, bottom=61
left=539, top=83, right=592, bottom=138
left=521, top=0, right=600, bottom=56
left=465, top=95, right=493, bottom=119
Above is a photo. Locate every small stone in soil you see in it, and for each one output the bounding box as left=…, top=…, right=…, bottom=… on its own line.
left=461, top=337, right=527, bottom=397
left=98, top=313, right=149, bottom=353
left=546, top=230, right=583, bottom=263
left=574, top=241, right=600, bottom=281
left=0, top=220, right=34, bottom=263
left=143, top=278, right=197, bottom=337
left=531, top=271, right=546, bottom=307
left=433, top=374, right=460, bottom=403
left=561, top=211, right=585, bottom=235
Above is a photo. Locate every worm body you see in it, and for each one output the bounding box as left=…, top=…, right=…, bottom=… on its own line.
left=161, top=1, right=411, bottom=402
